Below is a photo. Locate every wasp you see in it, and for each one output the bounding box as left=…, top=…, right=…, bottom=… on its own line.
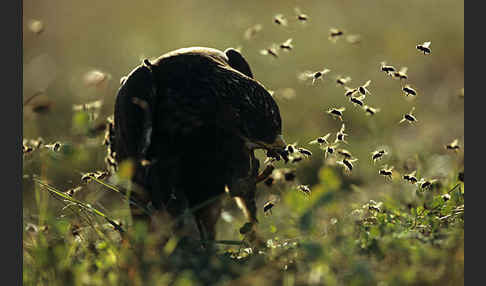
left=393, top=67, right=408, bottom=80
left=371, top=149, right=387, bottom=163
left=337, top=149, right=353, bottom=159
left=335, top=123, right=348, bottom=144
left=298, top=147, right=312, bottom=157
left=45, top=142, right=62, bottom=152
left=328, top=28, right=344, bottom=42
left=299, top=69, right=331, bottom=85
left=270, top=88, right=297, bottom=101
left=279, top=38, right=294, bottom=51
left=284, top=169, right=297, bottom=181
left=399, top=107, right=418, bottom=124
left=403, top=170, right=418, bottom=184
left=378, top=166, right=394, bottom=180
left=336, top=76, right=352, bottom=86
left=66, top=186, right=83, bottom=197
left=416, top=41, right=431, bottom=55
left=418, top=178, right=437, bottom=189
left=327, top=107, right=346, bottom=121
left=309, top=133, right=332, bottom=146
left=286, top=142, right=298, bottom=154
left=402, top=85, right=417, bottom=96
left=260, top=45, right=279, bottom=58
left=263, top=200, right=275, bottom=215
left=297, top=185, right=311, bottom=196
left=442, top=194, right=451, bottom=202
left=363, top=105, right=380, bottom=116
left=274, top=14, right=288, bottom=26
left=294, top=7, right=308, bottom=22
left=380, top=62, right=396, bottom=75
left=350, top=94, right=366, bottom=107
left=23, top=144, right=33, bottom=154
left=105, top=155, right=118, bottom=170
left=244, top=24, right=263, bottom=40
left=30, top=137, right=44, bottom=149
left=358, top=80, right=372, bottom=95
left=83, top=70, right=111, bottom=87
left=95, top=171, right=109, bottom=180
left=445, top=139, right=461, bottom=151
left=324, top=143, right=340, bottom=159
left=346, top=34, right=361, bottom=44
left=29, top=19, right=44, bottom=35
left=337, top=158, right=358, bottom=172
left=344, top=86, right=358, bottom=97
left=81, top=172, right=96, bottom=184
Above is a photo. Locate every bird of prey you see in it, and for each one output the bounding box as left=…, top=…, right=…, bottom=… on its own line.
left=112, top=47, right=287, bottom=242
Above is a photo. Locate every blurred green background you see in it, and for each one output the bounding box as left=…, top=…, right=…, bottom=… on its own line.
left=23, top=1, right=463, bottom=285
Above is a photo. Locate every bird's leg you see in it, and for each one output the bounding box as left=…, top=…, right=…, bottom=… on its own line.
left=194, top=198, right=222, bottom=248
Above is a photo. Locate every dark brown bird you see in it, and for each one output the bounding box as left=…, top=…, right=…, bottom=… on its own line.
left=112, top=47, right=287, bottom=243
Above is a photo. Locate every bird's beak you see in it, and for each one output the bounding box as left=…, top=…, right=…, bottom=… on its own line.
left=270, top=134, right=287, bottom=150
left=244, top=135, right=287, bottom=151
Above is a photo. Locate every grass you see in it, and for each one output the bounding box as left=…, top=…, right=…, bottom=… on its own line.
left=23, top=0, right=463, bottom=285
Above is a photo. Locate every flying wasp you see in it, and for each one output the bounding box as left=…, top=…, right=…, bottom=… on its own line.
left=378, top=166, right=394, bottom=180
left=403, top=170, right=418, bottom=184
left=363, top=105, right=380, bottom=116
left=402, top=85, right=417, bottom=96
left=263, top=200, right=276, bottom=215
left=95, top=171, right=109, bottom=180
left=66, top=186, right=83, bottom=197
left=380, top=62, right=396, bottom=75
left=324, top=143, right=340, bottom=159
left=350, top=94, right=366, bottom=107
left=371, top=149, right=387, bottom=163
left=299, top=68, right=332, bottom=85
left=28, top=19, right=44, bottom=35
left=294, top=7, right=309, bottom=22
left=337, top=149, right=353, bottom=159
left=418, top=178, right=437, bottom=189
left=358, top=80, right=372, bottom=95
left=416, top=41, right=431, bottom=55
left=279, top=38, right=294, bottom=51
left=81, top=172, right=96, bottom=184
left=393, top=67, right=408, bottom=80
left=260, top=45, right=279, bottom=58
left=286, top=142, right=298, bottom=154
left=44, top=141, right=62, bottom=152
left=274, top=14, right=288, bottom=26
left=298, top=147, right=313, bottom=157
left=346, top=34, right=361, bottom=45
left=335, top=123, right=348, bottom=144
left=336, top=76, right=352, bottom=86
left=23, top=144, right=33, bottom=155
left=337, top=158, right=358, bottom=172
left=297, top=185, right=311, bottom=196
left=244, top=24, right=263, bottom=40
left=328, top=28, right=344, bottom=42
left=327, top=107, right=346, bottom=121
left=344, top=86, right=358, bottom=97
left=309, top=133, right=332, bottom=146
left=445, top=139, right=461, bottom=151
left=399, top=107, right=418, bottom=124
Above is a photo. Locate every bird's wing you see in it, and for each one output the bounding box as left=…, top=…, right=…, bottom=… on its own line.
left=114, top=64, right=155, bottom=163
